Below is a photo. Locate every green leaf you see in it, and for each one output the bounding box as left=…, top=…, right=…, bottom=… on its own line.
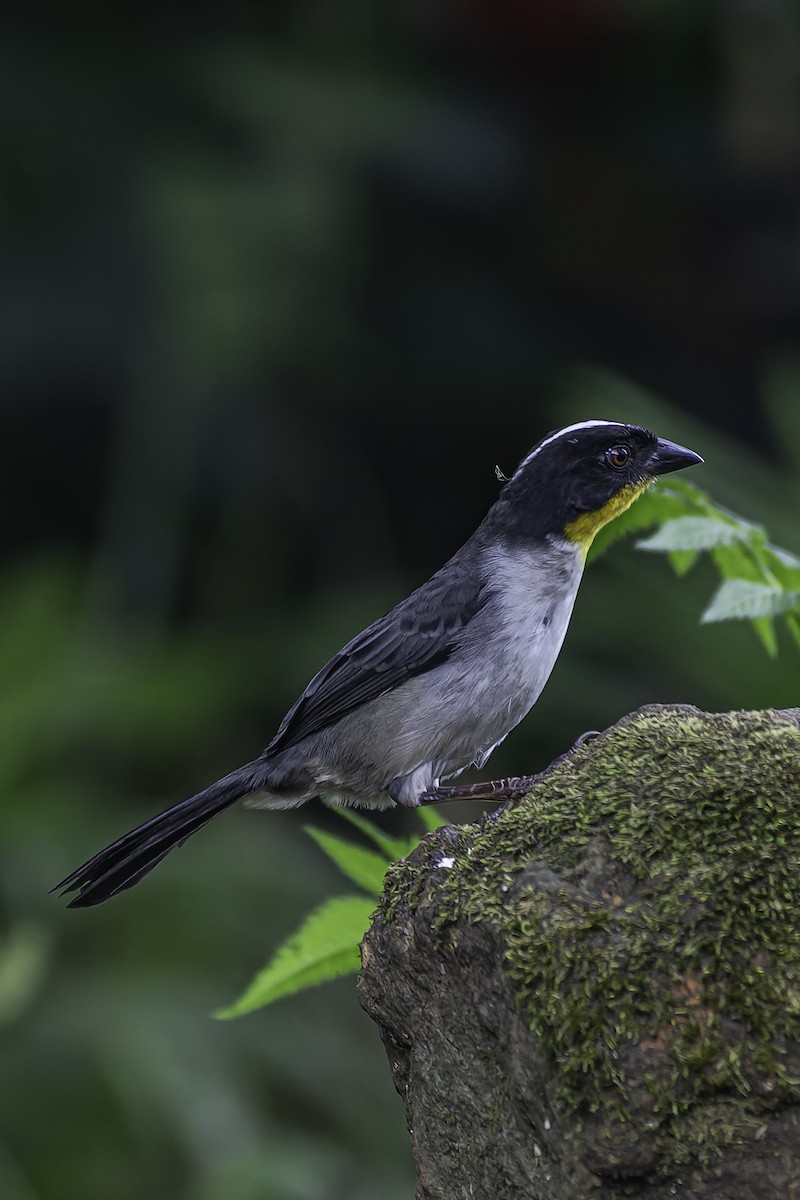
left=637, top=517, right=752, bottom=554
left=335, top=808, right=416, bottom=861
left=785, top=611, right=800, bottom=652
left=752, top=617, right=778, bottom=658
left=701, top=579, right=800, bottom=623
left=305, top=826, right=389, bottom=896
left=215, top=895, right=374, bottom=1018
left=416, top=806, right=448, bottom=832
left=769, top=543, right=800, bottom=570
left=658, top=477, right=716, bottom=509
left=710, top=542, right=762, bottom=583
left=667, top=549, right=699, bottom=576
left=763, top=543, right=800, bottom=589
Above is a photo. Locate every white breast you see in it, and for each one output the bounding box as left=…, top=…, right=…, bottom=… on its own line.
left=477, top=538, right=585, bottom=728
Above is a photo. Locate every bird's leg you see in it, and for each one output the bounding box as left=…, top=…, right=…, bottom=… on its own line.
left=418, top=730, right=601, bottom=807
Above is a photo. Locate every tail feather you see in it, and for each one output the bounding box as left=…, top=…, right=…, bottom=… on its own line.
left=55, top=761, right=268, bottom=908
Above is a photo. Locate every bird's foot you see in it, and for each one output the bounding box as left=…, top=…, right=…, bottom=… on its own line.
left=418, top=729, right=601, bottom=810
left=418, top=776, right=541, bottom=806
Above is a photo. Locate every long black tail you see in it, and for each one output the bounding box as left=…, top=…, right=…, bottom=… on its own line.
left=55, top=760, right=269, bottom=908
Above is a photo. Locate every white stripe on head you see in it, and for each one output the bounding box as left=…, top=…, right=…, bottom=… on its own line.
left=514, top=419, right=621, bottom=476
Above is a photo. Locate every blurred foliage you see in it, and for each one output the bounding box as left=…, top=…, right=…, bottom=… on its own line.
left=3, top=2, right=800, bottom=1198
left=0, top=925, right=49, bottom=1025
left=607, top=477, right=800, bottom=654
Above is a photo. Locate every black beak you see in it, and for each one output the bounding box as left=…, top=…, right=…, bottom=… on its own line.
left=649, top=437, right=703, bottom=476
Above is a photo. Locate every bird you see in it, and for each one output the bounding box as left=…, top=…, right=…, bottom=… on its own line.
left=56, top=419, right=702, bottom=908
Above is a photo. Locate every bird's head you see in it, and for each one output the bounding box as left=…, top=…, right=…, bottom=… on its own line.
left=492, top=419, right=703, bottom=554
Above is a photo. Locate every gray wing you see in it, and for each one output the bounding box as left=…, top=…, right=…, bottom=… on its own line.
left=265, top=570, right=488, bottom=757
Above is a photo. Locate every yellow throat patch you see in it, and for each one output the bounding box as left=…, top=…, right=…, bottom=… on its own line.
left=564, top=481, right=648, bottom=556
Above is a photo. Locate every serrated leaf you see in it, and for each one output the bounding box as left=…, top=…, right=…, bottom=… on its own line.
left=701, top=579, right=800, bottom=623
left=335, top=808, right=415, bottom=861
left=637, top=517, right=751, bottom=554
left=305, top=826, right=389, bottom=896
left=215, top=895, right=374, bottom=1018
left=590, top=471, right=800, bottom=657
left=416, top=806, right=448, bottom=832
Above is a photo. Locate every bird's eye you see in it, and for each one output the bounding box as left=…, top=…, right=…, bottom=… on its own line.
left=606, top=444, right=631, bottom=470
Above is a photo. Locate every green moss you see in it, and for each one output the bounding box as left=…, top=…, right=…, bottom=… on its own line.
left=381, top=705, right=800, bottom=1157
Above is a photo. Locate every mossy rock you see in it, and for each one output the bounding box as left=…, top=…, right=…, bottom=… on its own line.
left=359, top=704, right=800, bottom=1200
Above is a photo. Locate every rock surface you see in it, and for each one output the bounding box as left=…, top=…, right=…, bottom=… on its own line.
left=358, top=705, right=800, bottom=1199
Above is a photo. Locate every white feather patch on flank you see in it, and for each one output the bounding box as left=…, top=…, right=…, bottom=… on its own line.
left=514, top=419, right=620, bottom=475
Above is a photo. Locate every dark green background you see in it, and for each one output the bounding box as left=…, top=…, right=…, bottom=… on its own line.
left=3, top=4, right=800, bottom=1198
